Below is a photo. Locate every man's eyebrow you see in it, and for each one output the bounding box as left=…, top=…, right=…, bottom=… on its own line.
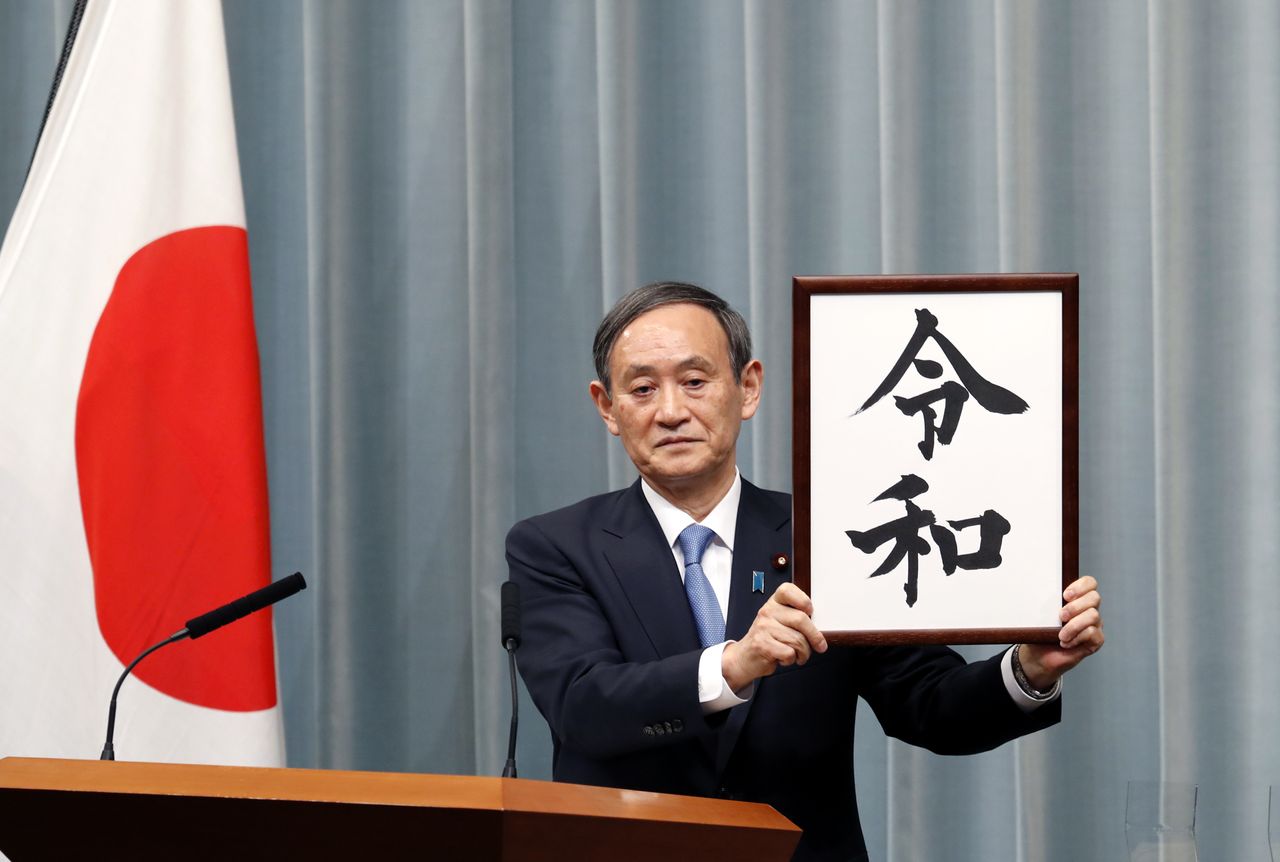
left=677, top=356, right=716, bottom=372
left=620, top=356, right=717, bottom=378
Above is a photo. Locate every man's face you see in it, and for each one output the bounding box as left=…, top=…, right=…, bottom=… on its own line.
left=589, top=303, right=762, bottom=496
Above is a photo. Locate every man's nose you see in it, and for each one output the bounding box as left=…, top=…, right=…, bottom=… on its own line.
left=655, top=385, right=689, bottom=425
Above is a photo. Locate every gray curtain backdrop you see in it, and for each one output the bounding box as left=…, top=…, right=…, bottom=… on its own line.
left=2, top=1, right=1277, bottom=859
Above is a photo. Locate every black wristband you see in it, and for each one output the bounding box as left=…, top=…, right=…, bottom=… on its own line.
left=1011, top=645, right=1056, bottom=700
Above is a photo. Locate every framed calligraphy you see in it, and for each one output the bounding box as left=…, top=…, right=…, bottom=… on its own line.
left=792, top=274, right=1078, bottom=645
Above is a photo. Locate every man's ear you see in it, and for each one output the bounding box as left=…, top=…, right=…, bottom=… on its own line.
left=589, top=380, right=621, bottom=436
left=739, top=359, right=763, bottom=420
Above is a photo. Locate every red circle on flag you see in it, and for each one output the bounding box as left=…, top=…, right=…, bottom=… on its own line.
left=77, top=226, right=278, bottom=711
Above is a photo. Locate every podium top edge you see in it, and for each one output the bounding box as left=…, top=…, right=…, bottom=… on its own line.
left=0, top=757, right=798, bottom=834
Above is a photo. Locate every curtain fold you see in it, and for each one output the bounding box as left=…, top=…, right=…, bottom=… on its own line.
left=1151, top=3, right=1280, bottom=859
left=0, top=1, right=77, bottom=219
left=3, top=1, right=1277, bottom=858
left=462, top=0, right=517, bottom=784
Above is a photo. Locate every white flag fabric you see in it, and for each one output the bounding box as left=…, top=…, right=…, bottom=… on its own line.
left=0, top=0, right=284, bottom=765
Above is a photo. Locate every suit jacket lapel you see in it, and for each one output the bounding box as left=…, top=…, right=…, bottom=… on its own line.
left=717, top=480, right=792, bottom=775
left=601, top=480, right=702, bottom=659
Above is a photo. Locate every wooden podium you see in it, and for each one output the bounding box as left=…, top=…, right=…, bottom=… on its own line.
left=0, top=757, right=800, bottom=860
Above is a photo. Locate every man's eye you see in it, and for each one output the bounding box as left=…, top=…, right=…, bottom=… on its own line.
left=685, top=378, right=706, bottom=389
left=631, top=385, right=654, bottom=396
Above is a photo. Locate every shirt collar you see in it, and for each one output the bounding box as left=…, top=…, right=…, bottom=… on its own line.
left=640, top=469, right=741, bottom=554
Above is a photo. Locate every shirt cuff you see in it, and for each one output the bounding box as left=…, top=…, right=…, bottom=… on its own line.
left=1001, top=646, right=1062, bottom=713
left=698, top=641, right=754, bottom=714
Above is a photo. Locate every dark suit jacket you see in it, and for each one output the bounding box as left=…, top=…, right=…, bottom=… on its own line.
left=506, top=479, right=1060, bottom=862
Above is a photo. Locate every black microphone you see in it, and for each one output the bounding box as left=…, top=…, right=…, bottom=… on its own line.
left=99, top=572, right=307, bottom=761
left=500, top=581, right=521, bottom=778
left=501, top=580, right=521, bottom=651
left=184, top=571, right=306, bottom=639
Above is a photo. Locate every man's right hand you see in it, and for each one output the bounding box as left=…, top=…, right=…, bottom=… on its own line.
left=721, top=583, right=828, bottom=691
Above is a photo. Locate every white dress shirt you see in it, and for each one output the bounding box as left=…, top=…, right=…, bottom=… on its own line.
left=640, top=471, right=752, bottom=713
left=639, top=471, right=1059, bottom=715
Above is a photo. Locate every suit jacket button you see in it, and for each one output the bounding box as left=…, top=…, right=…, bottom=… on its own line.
left=672, top=719, right=683, bottom=733
left=643, top=726, right=654, bottom=736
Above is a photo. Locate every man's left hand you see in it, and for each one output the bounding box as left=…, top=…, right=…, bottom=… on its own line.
left=1018, top=575, right=1104, bottom=690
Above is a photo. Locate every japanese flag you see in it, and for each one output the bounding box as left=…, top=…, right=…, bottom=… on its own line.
left=0, top=0, right=285, bottom=765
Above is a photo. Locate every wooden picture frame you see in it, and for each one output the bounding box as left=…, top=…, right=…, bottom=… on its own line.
left=792, top=274, right=1078, bottom=645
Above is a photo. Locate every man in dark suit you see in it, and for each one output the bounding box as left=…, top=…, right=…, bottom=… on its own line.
left=507, top=282, right=1104, bottom=861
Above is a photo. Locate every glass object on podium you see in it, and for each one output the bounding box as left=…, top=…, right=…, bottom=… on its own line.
left=1270, top=785, right=1279, bottom=862
left=1125, top=780, right=1199, bottom=862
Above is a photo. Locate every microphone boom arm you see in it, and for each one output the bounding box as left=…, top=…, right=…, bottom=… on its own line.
left=97, top=572, right=306, bottom=761
left=100, top=628, right=188, bottom=761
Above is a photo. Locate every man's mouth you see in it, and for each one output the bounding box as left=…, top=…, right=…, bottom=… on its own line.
left=656, top=436, right=699, bottom=447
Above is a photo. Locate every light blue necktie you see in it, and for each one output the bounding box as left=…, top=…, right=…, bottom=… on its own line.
left=678, top=524, right=725, bottom=647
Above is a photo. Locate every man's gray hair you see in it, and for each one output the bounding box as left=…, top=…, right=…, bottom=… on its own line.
left=592, top=282, right=753, bottom=395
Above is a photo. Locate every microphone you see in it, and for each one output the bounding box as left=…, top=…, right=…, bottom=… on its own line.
left=99, top=572, right=307, bottom=761
left=500, top=581, right=521, bottom=778
left=501, top=580, right=521, bottom=651
left=184, top=571, right=306, bottom=639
